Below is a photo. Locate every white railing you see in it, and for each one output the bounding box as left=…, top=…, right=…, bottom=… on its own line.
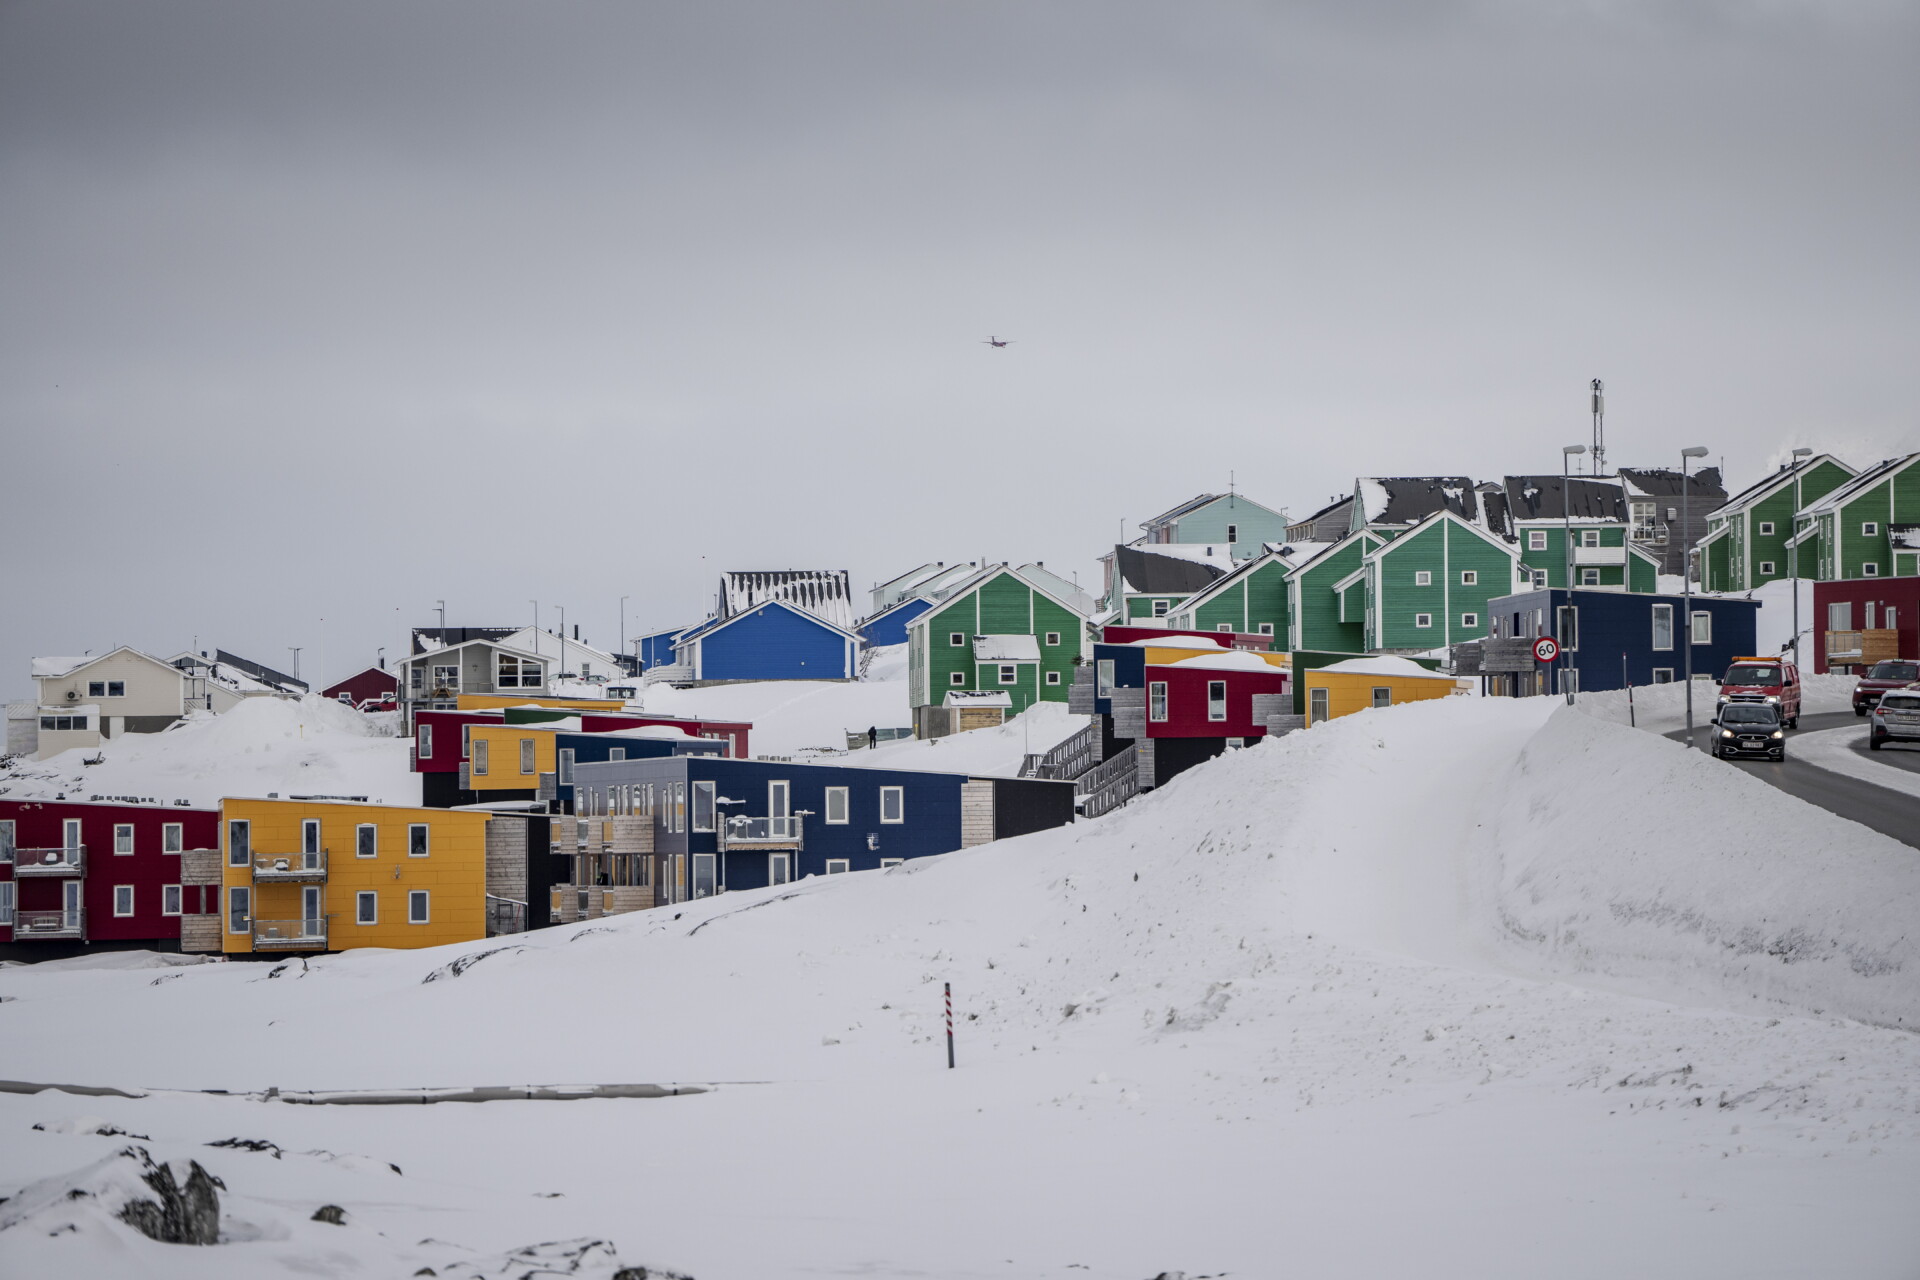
left=253, top=850, right=328, bottom=880
left=14, top=908, right=85, bottom=939
left=252, top=917, right=328, bottom=949
left=720, top=816, right=803, bottom=848
left=14, top=847, right=85, bottom=876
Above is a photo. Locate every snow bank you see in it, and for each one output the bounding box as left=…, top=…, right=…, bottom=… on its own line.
left=1576, top=672, right=1855, bottom=734
left=841, top=700, right=1090, bottom=775
left=1315, top=654, right=1453, bottom=679
left=1792, top=725, right=1920, bottom=801
left=629, top=672, right=912, bottom=757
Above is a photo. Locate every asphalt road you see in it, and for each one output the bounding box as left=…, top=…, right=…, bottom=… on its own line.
left=1666, top=710, right=1918, bottom=851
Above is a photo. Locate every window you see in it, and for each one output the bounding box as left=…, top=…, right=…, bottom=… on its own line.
left=409, top=824, right=429, bottom=857
left=0, top=882, right=12, bottom=926
left=692, top=781, right=716, bottom=832
left=1758, top=521, right=1775, bottom=536
left=558, top=748, right=575, bottom=784
left=519, top=738, right=536, bottom=774
left=65, top=819, right=82, bottom=851
left=227, top=819, right=250, bottom=868
left=1217, top=623, right=1234, bottom=632
left=114, top=885, right=135, bottom=917
left=1652, top=604, right=1674, bottom=651
left=1863, top=521, right=1879, bottom=536
left=1414, top=613, right=1433, bottom=628
left=824, top=786, right=849, bottom=824
left=1527, top=530, right=1548, bottom=551
left=880, top=786, right=904, bottom=824
left=1045, top=670, right=1062, bottom=685
left=1414, top=570, right=1432, bottom=586
left=1372, top=687, right=1392, bottom=709
left=1558, top=668, right=1580, bottom=695
left=880, top=857, right=904, bottom=869
left=950, top=671, right=966, bottom=686
left=412, top=724, right=435, bottom=761
left=228, top=886, right=250, bottom=934
left=114, top=824, right=134, bottom=855
left=1557, top=605, right=1580, bottom=651
left=1309, top=687, right=1329, bottom=723
left=410, top=666, right=423, bottom=691
left=89, top=681, right=105, bottom=696
left=357, top=891, right=377, bottom=925
left=39, top=714, right=88, bottom=731
left=1758, top=561, right=1775, bottom=576
left=0, top=820, right=13, bottom=864
left=1531, top=569, right=1549, bottom=588
left=1829, top=601, right=1852, bottom=630
left=1044, top=631, right=1060, bottom=646
left=1863, top=563, right=1880, bottom=577
left=473, top=738, right=489, bottom=775
left=1226, top=524, right=1239, bottom=543
left=496, top=654, right=542, bottom=688
left=1579, top=568, right=1600, bottom=586
left=1690, top=612, right=1712, bottom=644
left=408, top=890, right=430, bottom=924
left=1207, top=680, right=1227, bottom=722
left=1580, top=529, right=1601, bottom=548
left=999, top=664, right=1017, bottom=684
left=950, top=632, right=965, bottom=647
left=356, top=824, right=377, bottom=858
left=609, top=748, right=625, bottom=762
left=1631, top=501, right=1659, bottom=541
left=338, top=691, right=354, bottom=703
left=1460, top=613, right=1479, bottom=629
left=1096, top=659, right=1115, bottom=699
left=1651, top=668, right=1674, bottom=683
left=302, top=819, right=320, bottom=855
left=162, top=885, right=182, bottom=916
left=1151, top=599, right=1171, bottom=617
left=1258, top=622, right=1274, bottom=635
left=162, top=823, right=182, bottom=853
left=432, top=663, right=460, bottom=691
left=825, top=859, right=851, bottom=875
left=1149, top=681, right=1168, bottom=721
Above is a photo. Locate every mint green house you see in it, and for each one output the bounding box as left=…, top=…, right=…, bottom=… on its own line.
left=1698, top=454, right=1856, bottom=592
left=1796, top=453, right=1920, bottom=582
left=906, top=565, right=1090, bottom=736
left=1140, top=492, right=1290, bottom=560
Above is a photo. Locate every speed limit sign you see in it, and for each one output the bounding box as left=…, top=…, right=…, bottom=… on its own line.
left=1533, top=637, right=1560, bottom=663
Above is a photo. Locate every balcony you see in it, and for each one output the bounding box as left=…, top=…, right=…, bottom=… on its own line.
left=252, top=850, right=328, bottom=882
left=1572, top=545, right=1627, bottom=566
left=718, top=816, right=804, bottom=850
left=251, top=917, right=328, bottom=950
left=1825, top=630, right=1899, bottom=668
left=14, top=909, right=85, bottom=940
left=14, top=847, right=85, bottom=877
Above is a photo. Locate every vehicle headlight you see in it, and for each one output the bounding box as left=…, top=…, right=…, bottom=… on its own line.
left=1764, top=695, right=1780, bottom=703
left=1771, top=731, right=1784, bottom=739
left=1721, top=729, right=1735, bottom=738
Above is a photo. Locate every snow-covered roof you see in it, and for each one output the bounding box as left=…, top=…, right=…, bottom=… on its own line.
left=1889, top=525, right=1920, bottom=550
left=1168, top=650, right=1281, bottom=672
left=973, top=634, right=1041, bottom=662
left=680, top=597, right=862, bottom=644
left=1617, top=466, right=1725, bottom=501
left=1127, top=635, right=1226, bottom=649
left=1114, top=545, right=1227, bottom=596
left=1500, top=475, right=1627, bottom=525
left=1356, top=477, right=1482, bottom=528
left=31, top=656, right=95, bottom=678
left=944, top=690, right=1013, bottom=707
left=720, top=570, right=855, bottom=630
left=1313, top=656, right=1456, bottom=680
left=1013, top=563, right=1097, bottom=616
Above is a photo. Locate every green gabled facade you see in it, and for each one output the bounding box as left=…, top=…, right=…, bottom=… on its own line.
left=907, top=567, right=1090, bottom=714
left=1513, top=523, right=1662, bottom=592
left=1800, top=453, right=1920, bottom=582
left=1360, top=512, right=1521, bottom=652
left=1701, top=454, right=1856, bottom=592
left=1285, top=531, right=1382, bottom=653
left=1164, top=549, right=1291, bottom=640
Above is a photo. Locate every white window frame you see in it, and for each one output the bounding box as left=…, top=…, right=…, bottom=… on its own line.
left=1414, top=570, right=1432, bottom=586
left=519, top=737, right=537, bottom=775
left=1863, top=562, right=1880, bottom=577
left=1217, top=622, right=1234, bottom=632
left=1207, top=680, right=1227, bottom=722
left=1372, top=687, right=1392, bottom=708
left=1045, top=670, right=1062, bottom=685
left=1690, top=611, right=1712, bottom=644
left=1257, top=622, right=1274, bottom=635
left=1580, top=529, right=1601, bottom=548
left=825, top=859, right=851, bottom=875
left=824, top=786, right=849, bottom=824
left=472, top=738, right=489, bottom=775
left=356, top=823, right=377, bottom=859
left=1758, top=560, right=1775, bottom=576
left=162, top=822, right=182, bottom=854
left=114, top=824, right=134, bottom=855
left=1096, top=659, right=1115, bottom=699
left=1148, top=681, right=1168, bottom=722
left=691, top=781, right=716, bottom=833
left=0, top=881, right=13, bottom=926
left=879, top=786, right=904, bottom=824
left=1531, top=568, right=1549, bottom=588
left=1460, top=570, right=1477, bottom=586
left=1226, top=523, right=1238, bottom=543
left=949, top=632, right=965, bottom=647
left=1044, top=631, right=1060, bottom=646
left=1579, top=568, right=1601, bottom=586
left=1758, top=521, right=1775, bottom=536
left=1460, top=613, right=1479, bottom=629
left=0, top=819, right=13, bottom=864
left=1862, top=521, right=1879, bottom=536
left=999, top=664, right=1017, bottom=684
left=879, top=857, right=904, bottom=869
left=162, top=885, right=182, bottom=916
left=1651, top=604, right=1674, bottom=651
left=114, top=884, right=135, bottom=917
left=1151, top=599, right=1170, bottom=617
left=1651, top=668, right=1674, bottom=683
left=1309, top=687, right=1329, bottom=723
left=1557, top=605, right=1580, bottom=651
left=408, top=889, right=430, bottom=924
left=302, top=819, right=321, bottom=855
left=227, top=819, right=250, bottom=868
left=227, top=885, right=251, bottom=934
left=408, top=823, right=430, bottom=858
left=949, top=671, right=966, bottom=686
left=557, top=748, right=575, bottom=784
left=1527, top=530, right=1548, bottom=551
left=357, top=891, right=378, bottom=925
left=1414, top=613, right=1433, bottom=628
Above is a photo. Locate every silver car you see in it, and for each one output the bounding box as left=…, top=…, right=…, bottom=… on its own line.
left=1868, top=688, right=1920, bottom=751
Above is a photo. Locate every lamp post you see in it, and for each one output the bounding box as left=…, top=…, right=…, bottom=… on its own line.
left=1562, top=444, right=1587, bottom=703
left=1681, top=446, right=1710, bottom=747
left=288, top=648, right=301, bottom=682
left=530, top=600, right=539, bottom=657
left=1788, top=447, right=1812, bottom=664
left=619, top=595, right=629, bottom=660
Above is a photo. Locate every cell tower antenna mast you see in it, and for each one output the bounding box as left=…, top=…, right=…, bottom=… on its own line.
left=1590, top=379, right=1606, bottom=476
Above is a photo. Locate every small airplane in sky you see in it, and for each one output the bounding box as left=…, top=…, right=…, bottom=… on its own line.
left=981, top=336, right=1014, bottom=348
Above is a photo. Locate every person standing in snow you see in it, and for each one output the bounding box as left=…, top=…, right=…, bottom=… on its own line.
left=867, top=725, right=877, bottom=750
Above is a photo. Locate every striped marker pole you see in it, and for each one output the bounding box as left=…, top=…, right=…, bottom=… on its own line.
left=945, top=982, right=955, bottom=1069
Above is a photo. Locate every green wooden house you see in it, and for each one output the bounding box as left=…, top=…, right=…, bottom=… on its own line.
left=1697, top=454, right=1856, bottom=592
left=1355, top=511, right=1524, bottom=652
left=1795, top=453, right=1920, bottom=582
left=1099, top=543, right=1231, bottom=623
left=1490, top=475, right=1659, bottom=592
left=1163, top=547, right=1298, bottom=640
left=1284, top=530, right=1386, bottom=653
left=906, top=565, right=1091, bottom=736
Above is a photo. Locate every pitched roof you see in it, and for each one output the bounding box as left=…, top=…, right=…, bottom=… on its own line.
left=1500, top=475, right=1628, bottom=524
left=1289, top=494, right=1353, bottom=527
left=413, top=626, right=520, bottom=655
left=214, top=649, right=308, bottom=693
left=31, top=655, right=95, bottom=678
left=1709, top=454, right=1854, bottom=518
left=1114, top=544, right=1228, bottom=596
left=679, top=597, right=860, bottom=644
left=720, top=570, right=854, bottom=630
left=1356, top=477, right=1481, bottom=527
left=1617, top=466, right=1725, bottom=500
left=1141, top=492, right=1228, bottom=529
left=1168, top=546, right=1294, bottom=616
left=1890, top=524, right=1920, bottom=550
left=1797, top=453, right=1920, bottom=517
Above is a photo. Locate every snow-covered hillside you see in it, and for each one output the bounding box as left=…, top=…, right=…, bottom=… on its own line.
left=0, top=697, right=416, bottom=808
left=624, top=646, right=914, bottom=757
left=3, top=697, right=1917, bottom=1278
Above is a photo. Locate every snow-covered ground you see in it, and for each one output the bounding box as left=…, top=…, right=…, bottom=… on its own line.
left=1793, top=724, right=1920, bottom=800
left=626, top=646, right=913, bottom=758
left=840, top=700, right=1090, bottom=775
left=0, top=696, right=416, bottom=808
left=1575, top=672, right=1854, bottom=735
left=3, top=697, right=1917, bottom=1277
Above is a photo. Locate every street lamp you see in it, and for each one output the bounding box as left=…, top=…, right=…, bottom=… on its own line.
left=1681, top=446, right=1710, bottom=747
left=530, top=600, right=539, bottom=657
left=619, top=595, right=629, bottom=660
left=1788, top=447, right=1812, bottom=664
left=1562, top=445, right=1587, bottom=703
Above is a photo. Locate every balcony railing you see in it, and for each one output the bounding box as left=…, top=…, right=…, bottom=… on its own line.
left=252, top=917, right=328, bottom=950
left=14, top=909, right=85, bottom=940
left=252, top=850, right=328, bottom=882
left=1572, top=545, right=1627, bottom=566
left=719, top=816, right=803, bottom=849
left=1825, top=630, right=1899, bottom=667
left=14, top=847, right=85, bottom=876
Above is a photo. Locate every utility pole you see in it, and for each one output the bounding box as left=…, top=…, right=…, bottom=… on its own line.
left=619, top=595, right=629, bottom=658
left=1562, top=444, right=1587, bottom=703
left=1788, top=448, right=1812, bottom=663
left=1681, top=446, right=1710, bottom=747
left=1590, top=379, right=1606, bottom=476
left=435, top=599, right=446, bottom=632
left=288, top=648, right=301, bottom=681
left=530, top=600, right=539, bottom=657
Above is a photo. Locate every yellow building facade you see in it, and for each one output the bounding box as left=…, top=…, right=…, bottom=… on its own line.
left=465, top=724, right=559, bottom=793
left=1302, top=658, right=1468, bottom=727
left=219, top=799, right=490, bottom=955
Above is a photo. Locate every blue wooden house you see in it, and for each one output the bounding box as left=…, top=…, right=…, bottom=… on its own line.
left=857, top=596, right=935, bottom=648
left=637, top=626, right=689, bottom=671
left=672, top=600, right=861, bottom=682
left=572, top=756, right=1076, bottom=901
left=1483, top=587, right=1761, bottom=696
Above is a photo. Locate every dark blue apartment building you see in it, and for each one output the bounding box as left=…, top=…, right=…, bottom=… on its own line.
left=1484, top=587, right=1762, bottom=695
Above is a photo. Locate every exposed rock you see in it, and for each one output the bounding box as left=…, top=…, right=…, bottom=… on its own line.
left=312, top=1204, right=347, bottom=1225
left=118, top=1150, right=224, bottom=1244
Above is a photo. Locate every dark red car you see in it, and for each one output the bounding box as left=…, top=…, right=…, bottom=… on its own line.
left=1852, top=660, right=1920, bottom=715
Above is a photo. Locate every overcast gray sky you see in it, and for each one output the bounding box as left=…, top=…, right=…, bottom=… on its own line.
left=3, top=0, right=1915, bottom=696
